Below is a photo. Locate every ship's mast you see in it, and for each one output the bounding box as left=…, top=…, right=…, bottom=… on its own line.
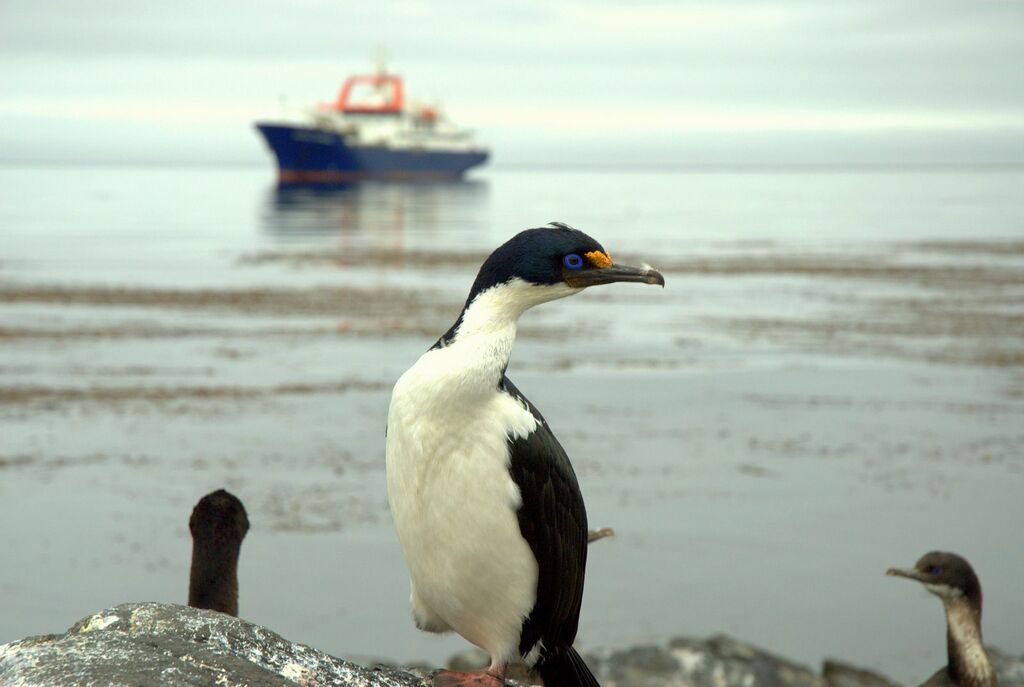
left=373, top=45, right=388, bottom=77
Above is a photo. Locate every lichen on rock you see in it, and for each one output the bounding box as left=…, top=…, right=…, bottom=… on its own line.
left=0, top=602, right=425, bottom=687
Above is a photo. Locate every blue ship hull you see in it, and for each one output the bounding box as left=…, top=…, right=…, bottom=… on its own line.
left=255, top=123, right=488, bottom=183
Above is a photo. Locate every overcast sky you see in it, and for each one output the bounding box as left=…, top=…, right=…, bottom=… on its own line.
left=1, top=0, right=1022, bottom=166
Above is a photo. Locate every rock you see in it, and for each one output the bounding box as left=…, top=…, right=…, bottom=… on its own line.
left=586, top=634, right=826, bottom=687
left=3, top=603, right=1021, bottom=687
left=581, top=637, right=1024, bottom=687
left=822, top=659, right=900, bottom=687
left=990, top=646, right=1024, bottom=687
left=0, top=602, right=424, bottom=687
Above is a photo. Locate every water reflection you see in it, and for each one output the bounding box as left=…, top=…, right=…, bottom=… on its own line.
left=259, top=180, right=490, bottom=249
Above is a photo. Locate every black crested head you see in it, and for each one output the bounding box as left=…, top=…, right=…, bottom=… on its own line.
left=468, top=222, right=607, bottom=297
left=887, top=550, right=983, bottom=609
left=433, top=222, right=664, bottom=349
left=466, top=221, right=665, bottom=300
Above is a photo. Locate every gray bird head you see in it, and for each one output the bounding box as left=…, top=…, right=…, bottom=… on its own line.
left=887, top=551, right=983, bottom=607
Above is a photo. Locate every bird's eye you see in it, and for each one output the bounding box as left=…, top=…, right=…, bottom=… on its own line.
left=927, top=566, right=942, bottom=576
left=563, top=253, right=584, bottom=270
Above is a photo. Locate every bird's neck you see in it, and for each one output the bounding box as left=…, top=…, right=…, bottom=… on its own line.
left=439, top=297, right=521, bottom=392
left=188, top=539, right=241, bottom=616
left=431, top=284, right=539, bottom=386
left=944, top=597, right=995, bottom=687
left=442, top=279, right=578, bottom=346
left=455, top=285, right=530, bottom=343
left=420, top=280, right=576, bottom=401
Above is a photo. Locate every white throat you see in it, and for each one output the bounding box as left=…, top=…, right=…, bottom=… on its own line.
left=945, top=598, right=995, bottom=686
left=452, top=278, right=580, bottom=342
left=404, top=279, right=580, bottom=406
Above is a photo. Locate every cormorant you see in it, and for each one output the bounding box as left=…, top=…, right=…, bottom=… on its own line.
left=188, top=489, right=249, bottom=616
left=887, top=551, right=996, bottom=687
left=386, top=223, right=664, bottom=687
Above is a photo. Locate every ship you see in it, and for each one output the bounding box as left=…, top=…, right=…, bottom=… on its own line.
left=255, top=65, right=489, bottom=184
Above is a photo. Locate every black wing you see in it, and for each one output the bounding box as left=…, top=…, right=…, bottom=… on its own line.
left=502, top=376, right=589, bottom=659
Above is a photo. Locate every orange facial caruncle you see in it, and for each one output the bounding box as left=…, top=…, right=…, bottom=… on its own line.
left=583, top=250, right=612, bottom=269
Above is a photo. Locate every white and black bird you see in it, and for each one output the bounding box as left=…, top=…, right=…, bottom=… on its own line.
left=887, top=551, right=996, bottom=687
left=386, top=223, right=664, bottom=687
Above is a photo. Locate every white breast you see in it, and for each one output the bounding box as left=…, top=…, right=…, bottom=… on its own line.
left=386, top=339, right=540, bottom=663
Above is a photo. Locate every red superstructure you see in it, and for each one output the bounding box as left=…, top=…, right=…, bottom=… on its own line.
left=332, top=73, right=405, bottom=114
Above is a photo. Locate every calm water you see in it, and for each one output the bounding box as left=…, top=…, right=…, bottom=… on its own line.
left=1, top=163, right=1023, bottom=682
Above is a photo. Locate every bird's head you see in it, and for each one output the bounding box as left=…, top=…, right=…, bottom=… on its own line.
left=887, top=551, right=982, bottom=606
left=465, top=222, right=665, bottom=311
left=189, top=489, right=250, bottom=546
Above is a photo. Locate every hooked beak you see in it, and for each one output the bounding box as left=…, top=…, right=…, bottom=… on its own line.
left=886, top=567, right=923, bottom=581
left=563, top=263, right=666, bottom=288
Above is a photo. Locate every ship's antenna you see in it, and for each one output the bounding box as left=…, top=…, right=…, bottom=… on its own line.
left=374, top=45, right=388, bottom=75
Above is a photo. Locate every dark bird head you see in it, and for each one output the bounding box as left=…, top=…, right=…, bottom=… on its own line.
left=189, top=488, right=250, bottom=544
left=887, top=551, right=983, bottom=608
left=466, top=222, right=665, bottom=303
left=188, top=489, right=249, bottom=616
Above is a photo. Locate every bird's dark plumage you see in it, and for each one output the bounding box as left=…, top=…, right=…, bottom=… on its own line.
left=919, top=667, right=960, bottom=687
left=188, top=488, right=249, bottom=616
left=502, top=377, right=588, bottom=664
left=887, top=551, right=995, bottom=687
left=469, top=224, right=608, bottom=293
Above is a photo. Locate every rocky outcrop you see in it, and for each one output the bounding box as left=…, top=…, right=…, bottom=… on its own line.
left=2, top=603, right=1023, bottom=687
left=586, top=635, right=824, bottom=687
left=991, top=646, right=1024, bottom=686
left=0, top=602, right=424, bottom=687
left=583, top=638, right=1024, bottom=687
left=451, top=635, right=1024, bottom=687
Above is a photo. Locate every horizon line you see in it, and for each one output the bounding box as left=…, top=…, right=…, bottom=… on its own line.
left=1, top=159, right=1023, bottom=173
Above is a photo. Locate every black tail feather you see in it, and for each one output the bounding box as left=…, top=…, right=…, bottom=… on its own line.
left=537, top=646, right=600, bottom=687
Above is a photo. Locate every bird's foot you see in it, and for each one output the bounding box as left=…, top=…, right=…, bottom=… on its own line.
left=587, top=527, right=615, bottom=543
left=431, top=669, right=506, bottom=687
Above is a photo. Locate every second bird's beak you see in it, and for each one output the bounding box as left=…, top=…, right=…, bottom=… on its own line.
left=564, top=263, right=666, bottom=288
left=886, top=567, right=922, bottom=581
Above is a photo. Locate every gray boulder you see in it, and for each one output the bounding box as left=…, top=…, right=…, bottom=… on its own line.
left=3, top=603, right=1023, bottom=687
left=989, top=647, right=1024, bottom=687
left=0, top=602, right=426, bottom=687
left=587, top=634, right=825, bottom=687
left=446, top=635, right=832, bottom=687
left=582, top=637, right=1024, bottom=687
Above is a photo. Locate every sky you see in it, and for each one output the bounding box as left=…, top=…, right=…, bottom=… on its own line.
left=1, top=0, right=1022, bottom=167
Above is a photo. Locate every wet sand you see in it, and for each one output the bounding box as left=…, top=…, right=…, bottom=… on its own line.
left=1, top=165, right=1023, bottom=683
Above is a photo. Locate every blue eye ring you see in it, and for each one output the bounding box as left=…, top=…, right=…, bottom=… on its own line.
left=927, top=566, right=942, bottom=576
left=563, top=253, right=584, bottom=270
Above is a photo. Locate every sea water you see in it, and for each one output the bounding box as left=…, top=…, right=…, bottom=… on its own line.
left=1, top=163, right=1022, bottom=682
